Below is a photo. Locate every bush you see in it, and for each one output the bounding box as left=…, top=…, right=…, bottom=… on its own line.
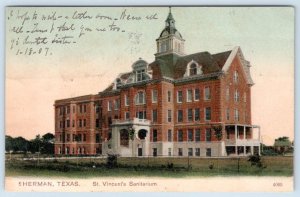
left=106, top=154, right=118, bottom=168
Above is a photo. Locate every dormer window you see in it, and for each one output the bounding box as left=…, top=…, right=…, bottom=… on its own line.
left=136, top=69, right=146, bottom=82
left=185, top=60, right=203, bottom=77
left=189, top=63, right=197, bottom=76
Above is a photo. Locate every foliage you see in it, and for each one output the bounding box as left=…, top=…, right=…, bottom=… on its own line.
left=128, top=127, right=135, bottom=140
left=248, top=154, right=266, bottom=169
left=212, top=125, right=223, bottom=141
left=106, top=154, right=118, bottom=168
left=5, top=133, right=55, bottom=154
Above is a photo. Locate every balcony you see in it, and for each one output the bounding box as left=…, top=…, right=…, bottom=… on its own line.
left=112, top=118, right=151, bottom=126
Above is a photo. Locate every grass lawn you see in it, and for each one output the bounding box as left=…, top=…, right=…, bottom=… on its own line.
left=5, top=155, right=293, bottom=178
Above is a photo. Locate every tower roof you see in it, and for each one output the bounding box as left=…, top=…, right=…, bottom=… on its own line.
left=158, top=7, right=183, bottom=39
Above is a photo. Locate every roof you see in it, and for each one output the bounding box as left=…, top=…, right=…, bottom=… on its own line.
left=150, top=50, right=232, bottom=80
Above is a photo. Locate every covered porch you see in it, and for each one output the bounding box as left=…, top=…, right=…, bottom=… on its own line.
left=225, top=124, right=261, bottom=156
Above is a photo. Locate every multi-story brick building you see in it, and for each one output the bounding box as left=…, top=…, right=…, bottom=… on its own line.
left=54, top=9, right=261, bottom=157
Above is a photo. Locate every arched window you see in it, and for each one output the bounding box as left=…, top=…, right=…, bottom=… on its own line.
left=189, top=63, right=197, bottom=76
left=120, top=129, right=129, bottom=146
left=234, top=71, right=239, bottom=83
left=138, top=129, right=147, bottom=140
left=135, top=91, right=146, bottom=105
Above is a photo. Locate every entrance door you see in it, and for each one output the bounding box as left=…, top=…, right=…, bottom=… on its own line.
left=138, top=148, right=143, bottom=156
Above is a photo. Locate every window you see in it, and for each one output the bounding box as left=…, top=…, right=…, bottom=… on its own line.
left=168, top=130, right=172, bottom=142
left=152, top=110, right=157, bottom=122
left=204, top=87, right=211, bottom=100
left=66, top=134, right=70, bottom=142
left=108, top=117, right=112, bottom=126
left=234, top=90, right=239, bottom=102
left=125, top=94, right=129, bottom=106
left=187, top=89, right=193, bottom=102
left=79, top=105, right=82, bottom=113
left=206, top=148, right=212, bottom=157
left=96, top=134, right=100, bottom=143
left=226, top=108, right=230, bottom=121
left=96, top=118, right=100, bottom=128
left=153, top=130, right=157, bottom=142
left=195, top=129, right=200, bottom=142
left=167, top=91, right=171, bottom=102
left=189, top=63, right=197, bottom=76
left=135, top=91, right=146, bottom=105
left=178, top=130, right=183, bottom=142
left=206, top=129, right=212, bottom=142
left=226, top=87, right=230, bottom=101
left=195, top=148, right=200, bottom=156
left=168, top=148, right=172, bottom=156
left=188, top=129, right=193, bottom=141
left=195, top=108, right=200, bottom=121
left=194, top=89, right=200, bottom=101
left=66, top=106, right=70, bottom=114
left=205, top=107, right=211, bottom=121
left=153, top=148, right=157, bottom=157
left=177, top=110, right=183, bottom=122
left=108, top=101, right=113, bottom=111
left=72, top=120, right=75, bottom=127
left=152, top=90, right=158, bottom=103
left=79, top=119, right=82, bottom=127
left=83, top=119, right=86, bottom=127
left=120, top=129, right=129, bottom=146
left=72, top=134, right=76, bottom=142
left=234, top=70, right=239, bottom=83
left=177, top=91, right=183, bottom=103
left=136, top=111, right=146, bottom=119
left=83, top=105, right=87, bottom=113
left=187, top=109, right=193, bottom=122
left=178, top=148, right=183, bottom=156
left=125, top=112, right=130, bottom=120
left=83, top=134, right=86, bottom=141
left=167, top=110, right=172, bottom=122
left=188, top=148, right=193, bottom=156
left=136, top=69, right=146, bottom=82
left=234, top=109, right=239, bottom=121
left=114, top=99, right=120, bottom=110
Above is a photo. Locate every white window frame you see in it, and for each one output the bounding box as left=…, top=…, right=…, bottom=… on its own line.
left=194, top=88, right=200, bottom=101
left=234, top=70, right=239, bottom=84
left=108, top=101, right=112, bottom=111
left=205, top=107, right=211, bottom=121
left=204, top=87, right=211, bottom=100
left=167, top=91, right=171, bottom=102
left=125, top=94, right=129, bottom=106
left=187, top=89, right=193, bottom=102
left=234, top=109, right=239, bottom=121
left=167, top=109, right=172, bottom=122
left=234, top=90, right=240, bottom=102
left=125, top=112, right=130, bottom=120
left=152, top=89, right=158, bottom=103
left=135, top=91, right=146, bottom=105
left=177, top=90, right=183, bottom=103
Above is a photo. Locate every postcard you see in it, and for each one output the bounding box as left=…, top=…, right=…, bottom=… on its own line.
left=5, top=6, right=294, bottom=192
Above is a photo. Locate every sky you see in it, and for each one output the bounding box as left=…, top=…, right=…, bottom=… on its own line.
left=5, top=7, right=294, bottom=145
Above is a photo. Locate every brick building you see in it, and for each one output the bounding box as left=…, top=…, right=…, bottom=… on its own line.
left=54, top=9, right=261, bottom=157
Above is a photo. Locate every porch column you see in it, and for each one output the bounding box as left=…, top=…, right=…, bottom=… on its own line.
left=243, top=126, right=246, bottom=155
left=250, top=146, right=254, bottom=155
left=235, top=125, right=238, bottom=155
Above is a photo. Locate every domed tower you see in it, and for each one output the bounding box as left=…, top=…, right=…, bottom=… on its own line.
left=155, top=7, right=185, bottom=58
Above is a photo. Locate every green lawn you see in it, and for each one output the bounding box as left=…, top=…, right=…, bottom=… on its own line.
left=5, top=156, right=293, bottom=178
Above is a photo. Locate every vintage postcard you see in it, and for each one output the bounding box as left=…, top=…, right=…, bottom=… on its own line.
left=5, top=6, right=294, bottom=192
